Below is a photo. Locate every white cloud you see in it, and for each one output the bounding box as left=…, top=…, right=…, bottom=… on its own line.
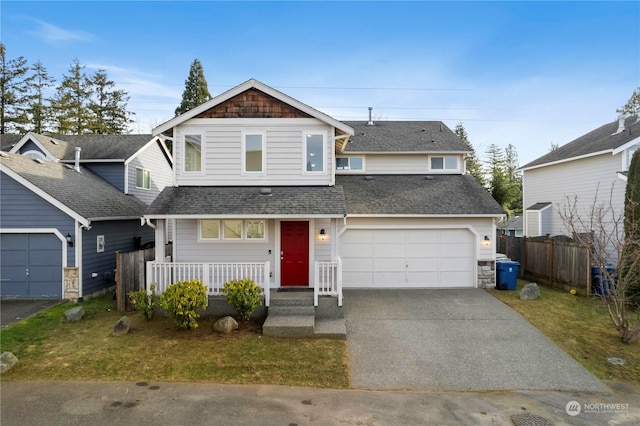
left=26, top=18, right=94, bottom=45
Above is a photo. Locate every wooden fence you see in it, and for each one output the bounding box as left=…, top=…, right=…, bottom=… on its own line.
left=115, top=244, right=172, bottom=311
left=497, top=235, right=592, bottom=294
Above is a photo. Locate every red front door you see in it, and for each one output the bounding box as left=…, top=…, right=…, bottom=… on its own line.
left=280, top=221, right=309, bottom=286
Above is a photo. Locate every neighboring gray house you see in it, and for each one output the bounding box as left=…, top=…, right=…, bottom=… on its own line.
left=497, top=216, right=523, bottom=237
left=9, top=133, right=173, bottom=205
left=521, top=114, right=639, bottom=238
left=144, top=79, right=504, bottom=304
left=0, top=152, right=155, bottom=299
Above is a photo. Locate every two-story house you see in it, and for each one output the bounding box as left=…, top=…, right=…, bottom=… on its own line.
left=0, top=133, right=173, bottom=300
left=521, top=115, right=639, bottom=245
left=144, top=79, right=504, bottom=310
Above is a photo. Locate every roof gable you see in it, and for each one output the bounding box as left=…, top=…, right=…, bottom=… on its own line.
left=521, top=115, right=640, bottom=170
left=195, top=88, right=313, bottom=119
left=153, top=78, right=354, bottom=138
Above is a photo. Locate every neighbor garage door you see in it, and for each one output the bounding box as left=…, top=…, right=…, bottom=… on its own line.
left=340, top=228, right=475, bottom=288
left=0, top=233, right=63, bottom=298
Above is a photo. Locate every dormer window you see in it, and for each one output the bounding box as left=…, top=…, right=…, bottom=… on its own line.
left=430, top=155, right=458, bottom=171
left=305, top=132, right=325, bottom=173
left=336, top=157, right=364, bottom=171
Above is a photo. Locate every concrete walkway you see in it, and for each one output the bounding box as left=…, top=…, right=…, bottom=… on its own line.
left=343, top=289, right=610, bottom=392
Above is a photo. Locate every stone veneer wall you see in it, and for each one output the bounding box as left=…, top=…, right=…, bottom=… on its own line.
left=477, top=261, right=495, bottom=289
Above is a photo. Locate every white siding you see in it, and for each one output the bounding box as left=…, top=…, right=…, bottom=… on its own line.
left=342, top=153, right=465, bottom=175
left=523, top=153, right=626, bottom=237
left=127, top=142, right=173, bottom=205
left=175, top=118, right=334, bottom=186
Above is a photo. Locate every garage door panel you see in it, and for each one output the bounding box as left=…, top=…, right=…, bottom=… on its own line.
left=34, top=235, right=62, bottom=250
left=0, top=234, right=28, bottom=249
left=341, top=228, right=475, bottom=288
left=1, top=250, right=28, bottom=266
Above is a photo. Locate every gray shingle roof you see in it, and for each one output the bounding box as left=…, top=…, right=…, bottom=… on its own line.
left=497, top=216, right=523, bottom=230
left=146, top=186, right=346, bottom=217
left=28, top=133, right=155, bottom=161
left=0, top=152, right=148, bottom=220
left=342, top=121, right=471, bottom=153
left=337, top=174, right=504, bottom=215
left=525, top=202, right=552, bottom=211
left=521, top=115, right=640, bottom=169
left=0, top=134, right=22, bottom=152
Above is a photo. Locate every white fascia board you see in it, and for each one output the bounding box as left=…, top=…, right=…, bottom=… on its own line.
left=345, top=150, right=471, bottom=155
left=612, top=135, right=640, bottom=155
left=152, top=78, right=354, bottom=137
left=143, top=214, right=346, bottom=220
left=9, top=132, right=58, bottom=161
left=60, top=159, right=124, bottom=163
left=618, top=172, right=628, bottom=182
left=346, top=214, right=506, bottom=218
left=0, top=166, right=90, bottom=227
left=519, top=149, right=613, bottom=171
left=88, top=216, right=145, bottom=222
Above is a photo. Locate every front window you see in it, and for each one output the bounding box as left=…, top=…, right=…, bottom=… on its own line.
left=135, top=168, right=151, bottom=189
left=245, top=220, right=265, bottom=239
left=184, top=134, right=202, bottom=172
left=336, top=157, right=364, bottom=171
left=305, top=133, right=324, bottom=172
left=244, top=133, right=264, bottom=173
left=430, top=156, right=458, bottom=170
left=200, top=220, right=220, bottom=239
left=223, top=220, right=243, bottom=239
left=199, top=220, right=266, bottom=241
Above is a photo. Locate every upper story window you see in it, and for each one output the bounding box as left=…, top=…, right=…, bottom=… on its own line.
left=430, top=155, right=459, bottom=171
left=243, top=132, right=265, bottom=173
left=626, top=145, right=639, bottom=170
left=184, top=134, right=203, bottom=173
left=135, top=167, right=151, bottom=189
left=305, top=132, right=325, bottom=173
left=336, top=157, right=364, bottom=171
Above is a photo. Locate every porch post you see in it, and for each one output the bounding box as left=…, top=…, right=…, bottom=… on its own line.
left=154, top=220, right=165, bottom=262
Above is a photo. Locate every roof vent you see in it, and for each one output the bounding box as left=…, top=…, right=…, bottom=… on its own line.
left=74, top=147, right=81, bottom=172
left=425, top=176, right=435, bottom=181
left=0, top=151, right=8, bottom=158
left=49, top=138, right=58, bottom=145
left=431, top=139, right=436, bottom=143
left=613, top=114, right=626, bottom=135
left=364, top=176, right=374, bottom=181
left=260, top=188, right=272, bottom=196
left=439, top=123, right=443, bottom=132
left=33, top=158, right=45, bottom=164
left=367, top=107, right=374, bottom=126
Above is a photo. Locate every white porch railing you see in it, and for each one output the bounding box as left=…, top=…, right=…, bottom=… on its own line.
left=314, top=257, right=342, bottom=307
left=146, top=261, right=271, bottom=307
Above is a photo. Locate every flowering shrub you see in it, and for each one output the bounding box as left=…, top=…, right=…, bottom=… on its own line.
left=128, top=283, right=158, bottom=320
left=222, top=278, right=263, bottom=321
left=159, top=279, right=208, bottom=330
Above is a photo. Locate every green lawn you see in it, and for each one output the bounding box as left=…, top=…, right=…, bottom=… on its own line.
left=0, top=295, right=350, bottom=388
left=489, top=280, right=640, bottom=386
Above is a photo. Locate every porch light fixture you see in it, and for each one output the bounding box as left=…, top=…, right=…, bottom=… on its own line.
left=66, top=232, right=73, bottom=247
left=481, top=235, right=491, bottom=247
left=320, top=229, right=326, bottom=240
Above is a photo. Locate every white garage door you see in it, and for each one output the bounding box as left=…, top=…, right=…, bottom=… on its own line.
left=340, top=229, right=475, bottom=288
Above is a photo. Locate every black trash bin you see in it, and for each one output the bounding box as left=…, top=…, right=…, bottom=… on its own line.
left=496, top=260, right=519, bottom=291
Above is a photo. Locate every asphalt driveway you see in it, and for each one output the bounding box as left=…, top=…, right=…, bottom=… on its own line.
left=0, top=299, right=61, bottom=329
left=343, top=289, right=610, bottom=392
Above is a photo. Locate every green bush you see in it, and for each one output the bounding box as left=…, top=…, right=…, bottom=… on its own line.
left=128, top=283, right=158, bottom=320
left=222, top=278, right=263, bottom=321
left=159, top=279, right=208, bottom=330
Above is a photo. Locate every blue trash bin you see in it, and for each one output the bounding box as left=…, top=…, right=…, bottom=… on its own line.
left=591, top=265, right=616, bottom=296
left=496, top=260, right=520, bottom=291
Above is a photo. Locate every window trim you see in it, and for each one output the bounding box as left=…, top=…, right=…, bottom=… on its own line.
left=336, top=156, right=365, bottom=173
left=429, top=155, right=460, bottom=172
left=182, top=131, right=205, bottom=174
left=135, top=167, right=151, bottom=190
left=303, top=131, right=327, bottom=174
left=199, top=219, right=221, bottom=241
left=198, top=219, right=267, bottom=242
left=242, top=131, right=266, bottom=174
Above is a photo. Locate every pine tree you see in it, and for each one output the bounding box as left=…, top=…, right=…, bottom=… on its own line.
left=454, top=122, right=485, bottom=187
left=0, top=43, right=32, bottom=134
left=51, top=59, right=93, bottom=134
left=175, top=59, right=212, bottom=116
left=87, top=69, right=133, bottom=134
left=617, top=86, right=640, bottom=116
left=623, top=149, right=640, bottom=307
left=486, top=144, right=521, bottom=216
left=504, top=144, right=523, bottom=216
left=24, top=60, right=55, bottom=134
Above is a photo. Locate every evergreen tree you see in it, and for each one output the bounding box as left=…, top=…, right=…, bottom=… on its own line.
left=454, top=122, right=485, bottom=187
left=24, top=60, right=55, bottom=134
left=617, top=86, right=640, bottom=116
left=175, top=59, right=212, bottom=116
left=504, top=144, right=523, bottom=216
left=0, top=43, right=32, bottom=134
left=486, top=143, right=521, bottom=216
left=87, top=69, right=133, bottom=134
left=51, top=59, right=93, bottom=134
left=623, top=149, right=640, bottom=306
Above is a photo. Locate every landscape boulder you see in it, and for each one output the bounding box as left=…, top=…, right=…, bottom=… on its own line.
left=213, top=316, right=239, bottom=334
left=64, top=306, right=85, bottom=322
left=0, top=351, right=19, bottom=374
left=520, top=283, right=541, bottom=300
left=112, top=316, right=131, bottom=336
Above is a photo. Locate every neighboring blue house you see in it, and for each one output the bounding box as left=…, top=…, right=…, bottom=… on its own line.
left=0, top=152, right=155, bottom=299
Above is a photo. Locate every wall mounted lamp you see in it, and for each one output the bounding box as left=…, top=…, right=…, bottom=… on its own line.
left=320, top=228, right=326, bottom=240
left=481, top=235, right=491, bottom=247
left=66, top=232, right=74, bottom=247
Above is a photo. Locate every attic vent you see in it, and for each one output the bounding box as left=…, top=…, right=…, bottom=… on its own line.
left=425, top=176, right=435, bottom=181
left=431, top=139, right=436, bottom=143
left=33, top=158, right=45, bottom=164
left=364, top=176, right=374, bottom=181
left=260, top=188, right=272, bottom=196
left=439, top=123, right=443, bottom=132
left=49, top=139, right=59, bottom=145
left=63, top=164, right=74, bottom=170
left=367, top=107, right=374, bottom=126
left=0, top=151, right=8, bottom=158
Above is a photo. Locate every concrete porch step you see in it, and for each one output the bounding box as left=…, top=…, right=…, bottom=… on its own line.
left=268, top=305, right=315, bottom=316
left=314, top=318, right=347, bottom=340
left=262, top=314, right=315, bottom=338
left=270, top=291, right=314, bottom=306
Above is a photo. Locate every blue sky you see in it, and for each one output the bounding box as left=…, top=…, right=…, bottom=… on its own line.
left=2, top=1, right=639, bottom=165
